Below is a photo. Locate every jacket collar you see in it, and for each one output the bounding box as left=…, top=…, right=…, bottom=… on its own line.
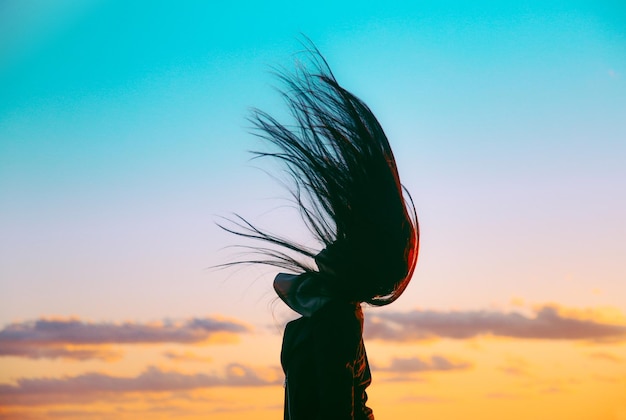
left=273, top=273, right=332, bottom=317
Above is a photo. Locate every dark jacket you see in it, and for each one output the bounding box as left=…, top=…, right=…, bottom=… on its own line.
left=281, top=300, right=374, bottom=420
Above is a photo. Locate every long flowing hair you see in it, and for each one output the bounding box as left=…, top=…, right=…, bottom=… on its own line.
left=221, top=44, right=419, bottom=306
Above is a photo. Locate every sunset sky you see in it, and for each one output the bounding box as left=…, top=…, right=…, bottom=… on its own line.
left=1, top=1, right=625, bottom=419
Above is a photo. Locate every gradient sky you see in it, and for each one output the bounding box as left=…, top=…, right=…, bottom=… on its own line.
left=1, top=1, right=625, bottom=419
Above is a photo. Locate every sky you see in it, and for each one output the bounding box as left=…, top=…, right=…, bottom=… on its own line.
left=1, top=0, right=625, bottom=419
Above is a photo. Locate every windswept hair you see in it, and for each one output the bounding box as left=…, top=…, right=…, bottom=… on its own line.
left=222, top=45, right=419, bottom=306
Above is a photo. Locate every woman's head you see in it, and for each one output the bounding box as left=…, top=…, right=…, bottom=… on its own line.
left=223, top=41, right=419, bottom=306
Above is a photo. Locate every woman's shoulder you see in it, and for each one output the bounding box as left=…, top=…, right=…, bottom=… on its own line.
left=312, top=300, right=363, bottom=328
left=317, top=298, right=359, bottom=314
left=310, top=300, right=364, bottom=359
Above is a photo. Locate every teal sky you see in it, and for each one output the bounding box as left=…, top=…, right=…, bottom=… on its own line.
left=1, top=1, right=625, bottom=324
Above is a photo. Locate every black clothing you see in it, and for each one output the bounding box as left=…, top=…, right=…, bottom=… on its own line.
left=280, top=300, right=374, bottom=420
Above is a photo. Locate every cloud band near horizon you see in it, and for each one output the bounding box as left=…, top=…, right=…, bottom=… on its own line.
left=2, top=303, right=624, bottom=363
left=0, top=364, right=282, bottom=406
left=366, top=304, right=626, bottom=342
left=0, top=316, right=250, bottom=360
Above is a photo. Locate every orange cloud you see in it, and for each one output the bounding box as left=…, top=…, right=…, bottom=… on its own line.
left=587, top=352, right=623, bottom=363
left=497, top=356, right=531, bottom=377
left=398, top=394, right=452, bottom=404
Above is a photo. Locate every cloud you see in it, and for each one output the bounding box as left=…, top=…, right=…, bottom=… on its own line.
left=376, top=355, right=472, bottom=373
left=0, top=346, right=123, bottom=361
left=162, top=351, right=213, bottom=363
left=365, top=304, right=626, bottom=343
left=0, top=364, right=282, bottom=406
left=588, top=352, right=623, bottom=363
left=399, top=394, right=452, bottom=404
left=497, top=356, right=531, bottom=377
left=498, top=366, right=528, bottom=377
left=46, top=409, right=113, bottom=418
left=592, top=374, right=622, bottom=384
left=486, top=392, right=521, bottom=400
left=0, top=316, right=250, bottom=360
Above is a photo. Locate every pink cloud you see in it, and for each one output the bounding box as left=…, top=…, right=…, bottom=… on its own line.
left=0, top=364, right=282, bottom=406
left=375, top=355, right=472, bottom=373
left=0, top=317, right=250, bottom=360
left=365, top=305, right=626, bottom=342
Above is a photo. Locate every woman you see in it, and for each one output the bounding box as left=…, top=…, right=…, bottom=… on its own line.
left=224, top=45, right=419, bottom=420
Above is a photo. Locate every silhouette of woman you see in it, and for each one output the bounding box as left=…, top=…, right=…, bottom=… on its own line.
left=223, top=44, right=419, bottom=420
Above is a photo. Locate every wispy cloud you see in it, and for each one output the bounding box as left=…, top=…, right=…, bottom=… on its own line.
left=0, top=317, right=251, bottom=360
left=371, top=354, right=472, bottom=383
left=486, top=392, right=522, bottom=400
left=0, top=364, right=282, bottom=406
left=497, top=356, right=531, bottom=377
left=0, top=346, right=123, bottom=361
left=399, top=394, right=453, bottom=404
left=587, top=352, right=623, bottom=363
left=162, top=350, right=213, bottom=363
left=376, top=355, right=472, bottom=373
left=366, top=304, right=626, bottom=343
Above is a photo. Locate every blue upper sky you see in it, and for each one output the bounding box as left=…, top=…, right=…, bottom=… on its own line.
left=1, top=0, right=625, bottom=321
